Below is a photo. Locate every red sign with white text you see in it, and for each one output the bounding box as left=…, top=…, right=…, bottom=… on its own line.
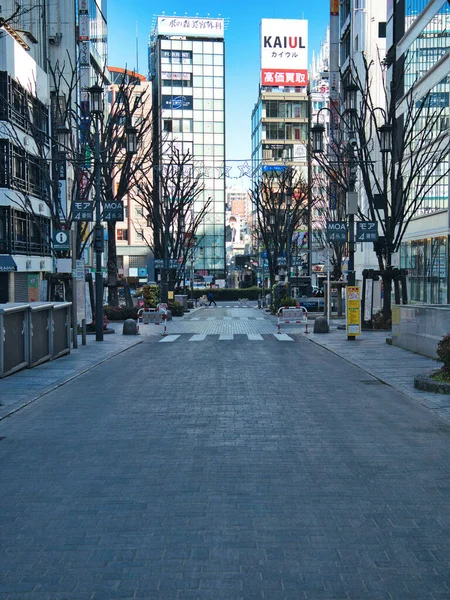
left=261, top=69, right=308, bottom=87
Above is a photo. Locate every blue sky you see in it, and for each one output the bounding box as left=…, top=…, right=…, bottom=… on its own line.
left=107, top=0, right=330, bottom=186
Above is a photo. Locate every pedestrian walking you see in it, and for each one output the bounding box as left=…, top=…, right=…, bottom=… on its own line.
left=207, top=291, right=217, bottom=306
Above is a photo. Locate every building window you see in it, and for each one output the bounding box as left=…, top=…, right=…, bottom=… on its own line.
left=129, top=255, right=147, bottom=268
left=135, top=206, right=144, bottom=217
left=136, top=229, right=144, bottom=240
left=117, top=229, right=128, bottom=241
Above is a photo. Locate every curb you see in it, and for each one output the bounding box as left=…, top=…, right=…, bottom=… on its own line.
left=414, top=371, right=450, bottom=394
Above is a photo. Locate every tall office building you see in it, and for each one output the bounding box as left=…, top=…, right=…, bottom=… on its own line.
left=387, top=0, right=450, bottom=304
left=149, top=16, right=226, bottom=281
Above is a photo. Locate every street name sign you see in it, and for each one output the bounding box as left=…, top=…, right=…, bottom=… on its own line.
left=102, top=201, right=124, bottom=221
left=326, top=221, right=347, bottom=242
left=356, top=221, right=378, bottom=242
left=73, top=201, right=94, bottom=222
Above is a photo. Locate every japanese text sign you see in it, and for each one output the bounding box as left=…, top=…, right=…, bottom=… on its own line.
left=356, top=221, right=378, bottom=242
left=73, top=201, right=94, bottom=222
left=102, top=201, right=124, bottom=222
left=261, top=19, right=308, bottom=87
left=326, top=221, right=347, bottom=243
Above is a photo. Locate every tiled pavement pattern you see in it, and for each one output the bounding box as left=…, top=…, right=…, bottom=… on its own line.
left=1, top=309, right=450, bottom=598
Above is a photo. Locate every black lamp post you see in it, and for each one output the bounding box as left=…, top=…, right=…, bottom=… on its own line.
left=88, top=83, right=105, bottom=342
left=285, top=190, right=292, bottom=293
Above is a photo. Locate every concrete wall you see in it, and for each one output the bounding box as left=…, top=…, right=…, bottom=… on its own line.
left=391, top=304, right=450, bottom=359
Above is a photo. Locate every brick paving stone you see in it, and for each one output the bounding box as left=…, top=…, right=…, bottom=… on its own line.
left=1, top=304, right=450, bottom=598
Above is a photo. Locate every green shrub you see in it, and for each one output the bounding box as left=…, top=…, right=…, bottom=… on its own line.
left=104, top=306, right=139, bottom=321
left=437, top=334, right=450, bottom=375
left=143, top=284, right=160, bottom=308
left=191, top=287, right=260, bottom=301
left=279, top=296, right=297, bottom=307
left=168, top=300, right=184, bottom=316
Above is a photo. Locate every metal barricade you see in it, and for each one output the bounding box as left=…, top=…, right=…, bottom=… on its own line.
left=29, top=302, right=53, bottom=367
left=51, top=302, right=71, bottom=359
left=138, top=308, right=162, bottom=324
left=277, top=306, right=309, bottom=334
left=0, top=303, right=30, bottom=377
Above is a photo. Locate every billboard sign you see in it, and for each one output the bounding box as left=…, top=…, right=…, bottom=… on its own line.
left=157, top=16, right=224, bottom=38
left=162, top=95, right=193, bottom=110
left=261, top=19, right=308, bottom=87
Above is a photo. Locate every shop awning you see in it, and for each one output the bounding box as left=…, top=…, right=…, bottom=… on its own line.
left=0, top=256, right=17, bottom=272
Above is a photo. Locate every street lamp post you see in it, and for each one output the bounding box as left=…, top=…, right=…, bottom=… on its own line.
left=56, top=125, right=77, bottom=347
left=88, top=83, right=105, bottom=342
left=285, top=191, right=292, bottom=295
left=162, top=195, right=170, bottom=305
left=311, top=87, right=392, bottom=340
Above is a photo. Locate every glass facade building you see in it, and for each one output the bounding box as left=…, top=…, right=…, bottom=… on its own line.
left=149, top=18, right=226, bottom=279
left=387, top=0, right=450, bottom=304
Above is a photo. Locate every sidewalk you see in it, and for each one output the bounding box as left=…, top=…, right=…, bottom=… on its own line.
left=0, top=307, right=447, bottom=424
left=307, top=320, right=450, bottom=422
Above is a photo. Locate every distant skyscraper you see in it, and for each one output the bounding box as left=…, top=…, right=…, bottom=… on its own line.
left=149, top=16, right=226, bottom=280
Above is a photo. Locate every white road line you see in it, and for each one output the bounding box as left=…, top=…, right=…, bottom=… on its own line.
left=190, top=318, right=200, bottom=321
left=224, top=317, right=232, bottom=320
left=159, top=335, right=180, bottom=343
left=256, top=318, right=265, bottom=320
left=273, top=333, right=294, bottom=341
left=219, top=333, right=234, bottom=340
left=189, top=334, right=207, bottom=341
left=247, top=334, right=264, bottom=341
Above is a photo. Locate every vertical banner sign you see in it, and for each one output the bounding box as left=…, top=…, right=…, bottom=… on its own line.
left=58, top=161, right=67, bottom=221
left=78, top=0, right=90, bottom=102
left=28, top=274, right=39, bottom=302
left=261, top=19, right=308, bottom=87
left=347, top=286, right=361, bottom=336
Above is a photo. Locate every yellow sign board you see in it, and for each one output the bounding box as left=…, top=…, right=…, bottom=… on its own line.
left=347, top=286, right=361, bottom=336
left=168, top=291, right=174, bottom=300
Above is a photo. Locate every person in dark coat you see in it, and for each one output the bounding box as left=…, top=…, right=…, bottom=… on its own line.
left=207, top=291, right=217, bottom=306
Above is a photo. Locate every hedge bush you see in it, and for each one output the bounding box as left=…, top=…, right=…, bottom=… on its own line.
left=104, top=306, right=139, bottom=321
left=437, top=334, right=450, bottom=376
left=190, top=287, right=261, bottom=301
left=168, top=300, right=184, bottom=316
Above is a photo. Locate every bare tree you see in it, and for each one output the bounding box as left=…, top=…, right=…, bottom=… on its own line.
left=82, top=73, right=154, bottom=306
left=313, top=54, right=450, bottom=319
left=311, top=169, right=347, bottom=282
left=133, top=144, right=211, bottom=292
left=251, top=165, right=311, bottom=287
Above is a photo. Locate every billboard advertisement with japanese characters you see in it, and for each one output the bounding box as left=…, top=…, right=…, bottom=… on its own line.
left=261, top=19, right=308, bottom=87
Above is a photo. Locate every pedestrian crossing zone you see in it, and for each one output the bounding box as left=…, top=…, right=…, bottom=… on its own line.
left=158, top=333, right=295, bottom=343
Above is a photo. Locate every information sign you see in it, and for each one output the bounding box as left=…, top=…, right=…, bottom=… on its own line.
left=347, top=286, right=361, bottom=336
left=53, top=230, right=70, bottom=251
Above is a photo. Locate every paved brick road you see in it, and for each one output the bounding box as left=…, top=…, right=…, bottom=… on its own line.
left=1, top=309, right=450, bottom=599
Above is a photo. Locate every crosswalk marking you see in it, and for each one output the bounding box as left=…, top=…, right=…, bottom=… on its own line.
left=158, top=333, right=294, bottom=343
left=256, top=317, right=265, bottom=320
left=159, top=335, right=180, bottom=343
left=274, top=333, right=294, bottom=341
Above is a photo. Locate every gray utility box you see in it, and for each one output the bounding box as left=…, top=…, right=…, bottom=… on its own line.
left=174, top=295, right=188, bottom=309
left=0, top=303, right=30, bottom=377
left=51, top=302, right=71, bottom=359
left=29, top=302, right=53, bottom=367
